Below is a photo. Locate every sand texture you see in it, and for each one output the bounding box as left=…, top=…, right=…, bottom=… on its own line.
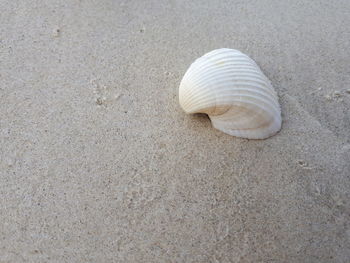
left=1, top=0, right=350, bottom=262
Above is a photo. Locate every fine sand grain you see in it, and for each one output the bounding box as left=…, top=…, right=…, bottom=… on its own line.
left=1, top=0, right=350, bottom=262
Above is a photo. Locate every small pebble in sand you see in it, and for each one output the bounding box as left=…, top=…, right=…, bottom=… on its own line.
left=333, top=91, right=341, bottom=97
left=52, top=27, right=60, bottom=37
left=325, top=94, right=332, bottom=101
left=297, top=160, right=315, bottom=170
left=96, top=97, right=103, bottom=105
left=297, top=160, right=308, bottom=167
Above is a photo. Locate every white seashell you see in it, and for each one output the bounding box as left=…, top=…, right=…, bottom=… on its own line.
left=179, top=48, right=282, bottom=139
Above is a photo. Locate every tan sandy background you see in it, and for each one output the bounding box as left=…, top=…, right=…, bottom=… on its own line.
left=1, top=0, right=350, bottom=262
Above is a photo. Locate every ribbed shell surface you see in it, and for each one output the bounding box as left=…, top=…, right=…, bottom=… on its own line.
left=179, top=48, right=282, bottom=139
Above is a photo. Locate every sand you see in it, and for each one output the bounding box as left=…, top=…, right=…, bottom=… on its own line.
left=1, top=0, right=350, bottom=262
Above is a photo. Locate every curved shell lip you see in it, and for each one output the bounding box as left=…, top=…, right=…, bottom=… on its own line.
left=210, top=114, right=282, bottom=139
left=178, top=48, right=282, bottom=139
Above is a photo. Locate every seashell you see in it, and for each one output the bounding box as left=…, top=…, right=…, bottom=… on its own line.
left=179, top=48, right=282, bottom=139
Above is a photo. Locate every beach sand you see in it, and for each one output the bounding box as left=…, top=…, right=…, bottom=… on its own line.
left=1, top=0, right=350, bottom=262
